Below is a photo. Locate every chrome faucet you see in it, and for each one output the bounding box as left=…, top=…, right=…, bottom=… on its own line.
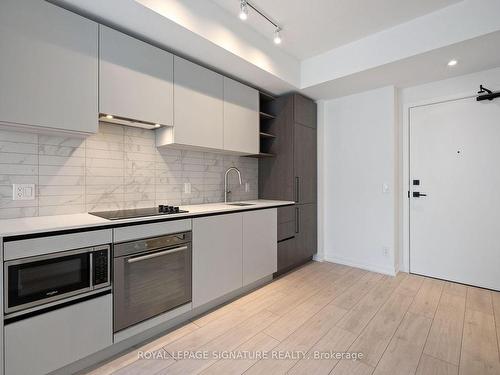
left=224, top=167, right=242, bottom=203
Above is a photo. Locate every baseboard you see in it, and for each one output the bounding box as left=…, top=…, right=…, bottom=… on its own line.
left=313, top=253, right=324, bottom=262
left=323, top=255, right=397, bottom=276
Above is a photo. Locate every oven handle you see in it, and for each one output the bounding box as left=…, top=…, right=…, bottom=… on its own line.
left=126, top=246, right=188, bottom=264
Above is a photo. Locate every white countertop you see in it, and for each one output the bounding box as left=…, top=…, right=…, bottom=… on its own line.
left=0, top=200, right=294, bottom=238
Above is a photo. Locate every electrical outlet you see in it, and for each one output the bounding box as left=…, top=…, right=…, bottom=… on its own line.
left=245, top=182, right=250, bottom=193
left=183, top=182, right=191, bottom=194
left=13, top=184, right=35, bottom=201
left=382, top=247, right=390, bottom=257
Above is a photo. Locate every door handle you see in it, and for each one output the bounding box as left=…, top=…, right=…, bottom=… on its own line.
left=295, top=207, right=300, bottom=233
left=127, top=246, right=188, bottom=264
left=295, top=177, right=300, bottom=203
left=412, top=192, right=427, bottom=198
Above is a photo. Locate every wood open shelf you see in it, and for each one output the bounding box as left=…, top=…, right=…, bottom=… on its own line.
left=260, top=111, right=276, bottom=120
left=245, top=152, right=275, bottom=158
left=260, top=132, right=276, bottom=139
left=258, top=91, right=277, bottom=157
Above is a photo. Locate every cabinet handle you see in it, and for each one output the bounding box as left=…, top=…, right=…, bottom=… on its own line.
left=127, top=246, right=188, bottom=264
left=295, top=207, right=300, bottom=233
left=295, top=177, right=300, bottom=203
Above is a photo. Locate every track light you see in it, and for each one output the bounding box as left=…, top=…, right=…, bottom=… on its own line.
left=239, top=0, right=248, bottom=20
left=237, top=0, right=283, bottom=45
left=273, top=28, right=282, bottom=45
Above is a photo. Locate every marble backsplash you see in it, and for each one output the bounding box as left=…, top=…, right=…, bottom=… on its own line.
left=0, top=123, right=258, bottom=219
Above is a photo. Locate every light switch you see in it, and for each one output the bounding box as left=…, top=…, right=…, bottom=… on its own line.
left=245, top=182, right=250, bottom=193
left=183, top=182, right=191, bottom=194
left=382, top=183, right=390, bottom=193
left=13, top=184, right=36, bottom=200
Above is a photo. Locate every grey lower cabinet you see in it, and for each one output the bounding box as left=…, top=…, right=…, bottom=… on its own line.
left=4, top=294, right=112, bottom=375
left=99, top=25, right=174, bottom=126
left=242, top=209, right=277, bottom=285
left=192, top=209, right=277, bottom=308
left=0, top=0, right=98, bottom=134
left=192, top=213, right=243, bottom=308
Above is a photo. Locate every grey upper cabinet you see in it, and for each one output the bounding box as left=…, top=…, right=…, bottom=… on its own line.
left=156, top=58, right=259, bottom=154
left=0, top=0, right=98, bottom=134
left=99, top=26, right=173, bottom=126
left=223, top=77, right=259, bottom=155
left=168, top=56, right=224, bottom=150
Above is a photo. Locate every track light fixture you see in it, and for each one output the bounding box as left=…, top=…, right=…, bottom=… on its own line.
left=239, top=0, right=248, bottom=21
left=273, top=27, right=282, bottom=44
left=237, top=0, right=283, bottom=45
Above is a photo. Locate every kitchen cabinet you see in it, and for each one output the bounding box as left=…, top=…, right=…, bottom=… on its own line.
left=258, top=98, right=295, bottom=201
left=99, top=26, right=174, bottom=126
left=192, top=213, right=243, bottom=307
left=294, top=123, right=317, bottom=204
left=294, top=94, right=317, bottom=128
left=259, top=93, right=317, bottom=274
left=242, top=209, right=277, bottom=285
left=223, top=77, right=259, bottom=154
left=277, top=237, right=297, bottom=272
left=192, top=209, right=278, bottom=306
left=157, top=57, right=224, bottom=151
left=5, top=294, right=112, bottom=375
left=0, top=0, right=98, bottom=135
left=295, top=203, right=317, bottom=259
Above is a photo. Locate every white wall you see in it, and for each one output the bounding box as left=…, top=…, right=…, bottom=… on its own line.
left=399, top=66, right=500, bottom=272
left=318, top=86, right=399, bottom=275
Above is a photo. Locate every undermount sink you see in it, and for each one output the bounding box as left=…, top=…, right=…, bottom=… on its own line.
left=226, top=203, right=255, bottom=206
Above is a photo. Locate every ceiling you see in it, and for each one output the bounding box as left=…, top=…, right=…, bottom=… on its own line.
left=211, top=0, right=463, bottom=59
left=301, top=30, right=500, bottom=100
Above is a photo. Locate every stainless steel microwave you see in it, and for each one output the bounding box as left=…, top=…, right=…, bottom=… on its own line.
left=4, top=245, right=110, bottom=315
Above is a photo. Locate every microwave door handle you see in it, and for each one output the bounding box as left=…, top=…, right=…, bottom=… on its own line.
left=127, top=246, right=188, bottom=264
left=89, top=252, right=93, bottom=288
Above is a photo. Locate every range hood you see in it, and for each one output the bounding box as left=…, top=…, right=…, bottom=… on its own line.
left=99, top=114, right=164, bottom=130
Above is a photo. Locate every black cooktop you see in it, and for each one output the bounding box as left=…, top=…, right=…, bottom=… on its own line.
left=89, top=205, right=188, bottom=220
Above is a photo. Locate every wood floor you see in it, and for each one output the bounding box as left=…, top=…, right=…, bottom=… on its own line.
left=86, top=261, right=500, bottom=375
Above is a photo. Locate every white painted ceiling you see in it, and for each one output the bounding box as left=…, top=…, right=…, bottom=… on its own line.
left=211, top=0, right=463, bottom=59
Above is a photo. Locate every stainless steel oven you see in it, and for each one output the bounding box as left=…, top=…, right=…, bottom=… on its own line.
left=113, top=231, right=192, bottom=332
left=4, top=245, right=110, bottom=316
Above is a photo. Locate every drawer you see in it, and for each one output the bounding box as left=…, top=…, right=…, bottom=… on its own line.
left=277, top=237, right=296, bottom=271
left=113, top=219, right=192, bottom=243
left=4, top=229, right=112, bottom=261
left=278, top=221, right=295, bottom=242
left=5, top=294, right=112, bottom=375
left=277, top=206, right=295, bottom=224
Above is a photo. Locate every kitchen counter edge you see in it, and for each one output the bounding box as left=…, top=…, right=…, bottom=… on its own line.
left=0, top=200, right=295, bottom=239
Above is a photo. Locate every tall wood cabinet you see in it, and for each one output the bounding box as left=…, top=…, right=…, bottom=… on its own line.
left=259, top=93, right=317, bottom=274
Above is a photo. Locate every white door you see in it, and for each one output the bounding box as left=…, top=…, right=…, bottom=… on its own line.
left=410, top=97, right=500, bottom=290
